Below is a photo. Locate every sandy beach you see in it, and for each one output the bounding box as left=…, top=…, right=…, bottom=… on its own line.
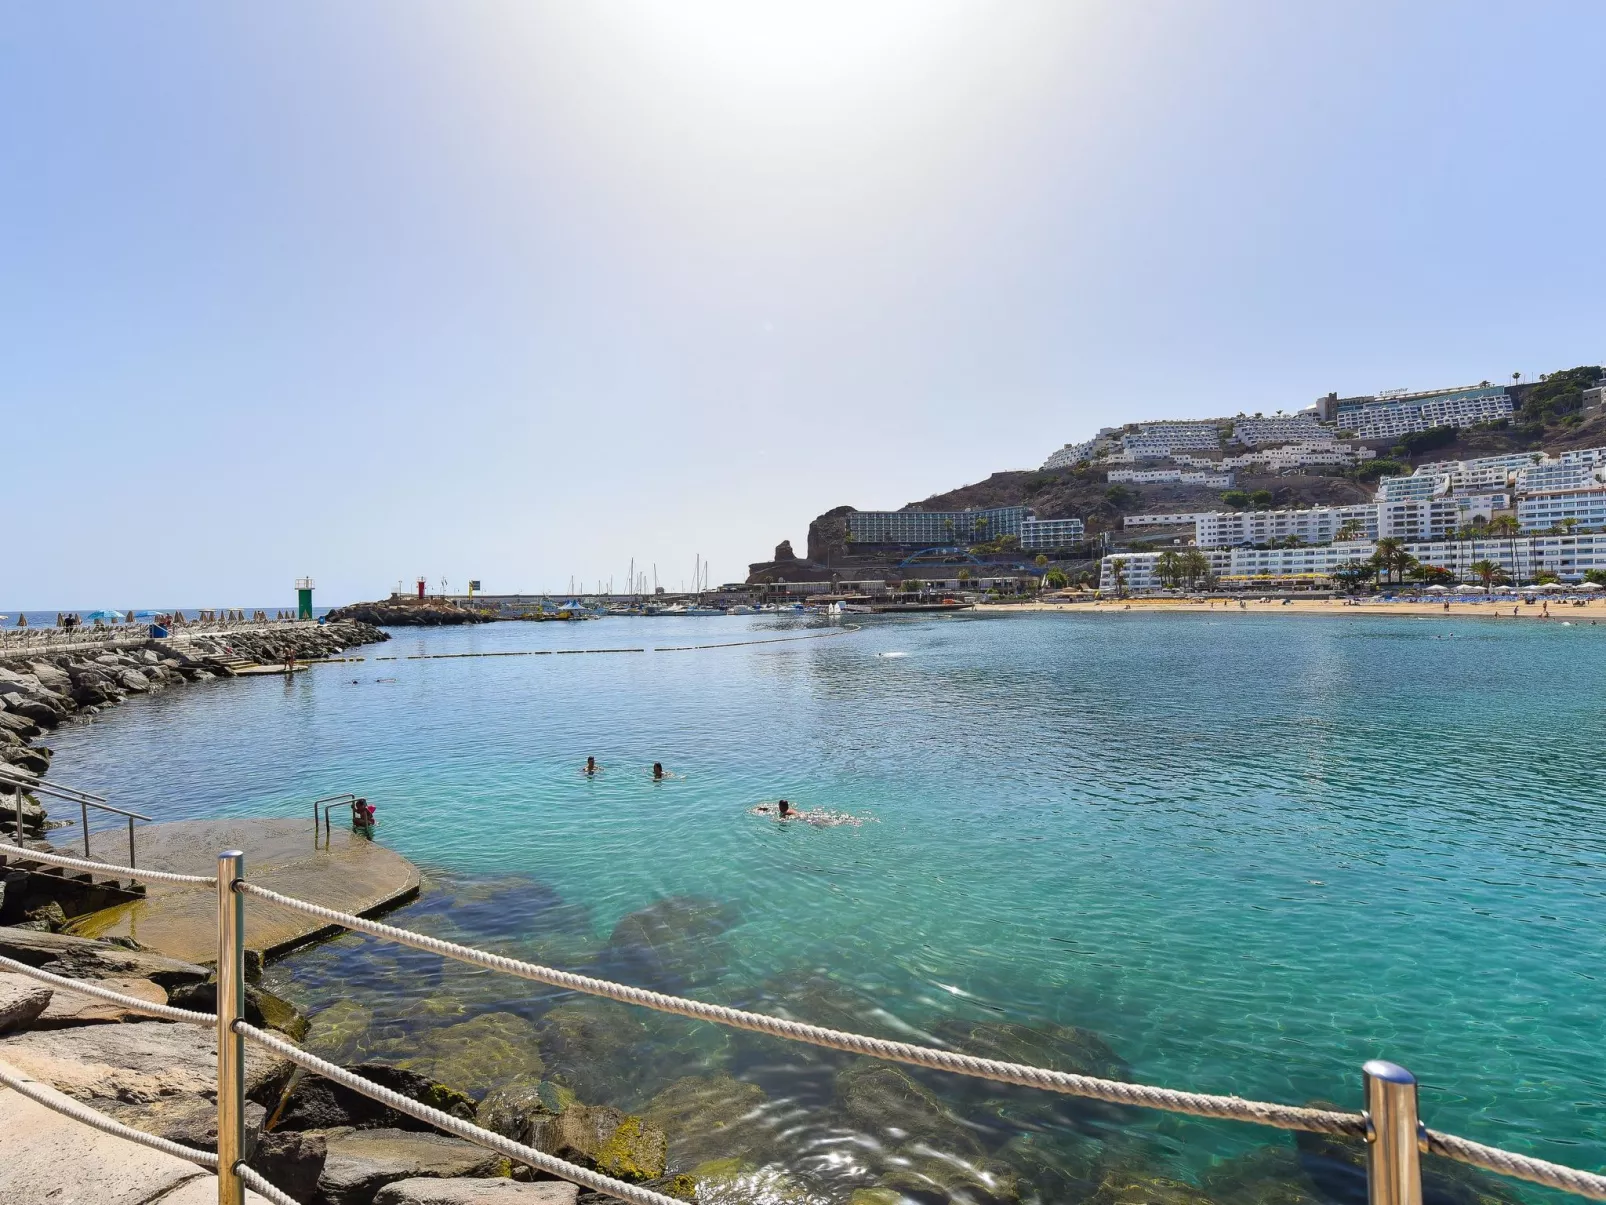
left=980, top=596, right=1606, bottom=621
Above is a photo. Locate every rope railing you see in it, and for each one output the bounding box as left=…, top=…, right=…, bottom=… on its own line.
left=0, top=953, right=217, bottom=1025
left=0, top=839, right=217, bottom=886
left=1425, top=1129, right=1606, bottom=1201
left=8, top=839, right=1606, bottom=1205
left=237, top=1022, right=691, bottom=1205
left=235, top=880, right=1363, bottom=1136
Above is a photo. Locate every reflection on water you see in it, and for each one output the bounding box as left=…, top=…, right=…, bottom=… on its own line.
left=42, top=612, right=1606, bottom=1203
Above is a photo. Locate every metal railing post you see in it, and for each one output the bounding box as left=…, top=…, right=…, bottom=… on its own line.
left=1364, top=1059, right=1423, bottom=1205
left=13, top=787, right=21, bottom=843
left=81, top=800, right=89, bottom=857
left=127, top=816, right=136, bottom=868
left=216, top=850, right=246, bottom=1205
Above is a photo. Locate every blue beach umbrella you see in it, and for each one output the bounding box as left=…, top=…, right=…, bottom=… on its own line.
left=82, top=609, right=125, bottom=622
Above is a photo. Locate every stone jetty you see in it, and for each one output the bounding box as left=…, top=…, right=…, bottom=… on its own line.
left=325, top=599, right=493, bottom=626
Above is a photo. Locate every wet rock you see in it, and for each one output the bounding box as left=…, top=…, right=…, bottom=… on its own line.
left=642, top=1074, right=772, bottom=1169
left=0, top=706, right=42, bottom=738
left=395, top=1011, right=546, bottom=1098
left=317, top=1126, right=513, bottom=1205
left=997, top=1133, right=1102, bottom=1205
left=1085, top=1163, right=1218, bottom=1205
left=118, top=668, right=152, bottom=692
left=168, top=979, right=311, bottom=1041
left=529, top=1103, right=668, bottom=1183
left=534, top=999, right=648, bottom=1099
left=850, top=1191, right=904, bottom=1205
left=377, top=1180, right=581, bottom=1205
left=250, top=1129, right=328, bottom=1203
left=0, top=926, right=211, bottom=988
left=599, top=896, right=740, bottom=992
left=478, top=1076, right=576, bottom=1144
left=26, top=662, right=72, bottom=692
left=0, top=969, right=52, bottom=1032
left=35, top=975, right=168, bottom=1027
left=1, top=743, right=51, bottom=775
left=271, top=1063, right=477, bottom=1132
left=933, top=1019, right=1128, bottom=1081
left=24, top=899, right=67, bottom=930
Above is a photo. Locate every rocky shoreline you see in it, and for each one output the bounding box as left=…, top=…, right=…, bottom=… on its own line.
left=325, top=600, right=494, bottom=627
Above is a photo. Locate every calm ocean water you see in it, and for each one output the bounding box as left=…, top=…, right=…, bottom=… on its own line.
left=36, top=612, right=1606, bottom=1202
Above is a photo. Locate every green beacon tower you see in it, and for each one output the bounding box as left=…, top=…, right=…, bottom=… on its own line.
left=296, top=577, right=315, bottom=621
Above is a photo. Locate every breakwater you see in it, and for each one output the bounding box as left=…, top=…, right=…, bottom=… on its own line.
left=0, top=620, right=387, bottom=848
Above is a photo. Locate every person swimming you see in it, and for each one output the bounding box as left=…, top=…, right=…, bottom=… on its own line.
left=751, top=799, right=792, bottom=817
left=584, top=756, right=601, bottom=776
left=653, top=762, right=665, bottom=780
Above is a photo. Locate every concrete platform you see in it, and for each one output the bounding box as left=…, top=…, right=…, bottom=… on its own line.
left=66, top=818, right=420, bottom=965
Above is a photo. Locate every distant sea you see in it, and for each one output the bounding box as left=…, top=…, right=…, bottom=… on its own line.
left=32, top=612, right=1606, bottom=1201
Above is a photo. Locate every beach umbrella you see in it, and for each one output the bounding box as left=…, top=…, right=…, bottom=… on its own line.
left=1577, top=582, right=1602, bottom=590
left=1424, top=584, right=1449, bottom=593
left=82, top=609, right=124, bottom=622
left=1460, top=585, right=1487, bottom=593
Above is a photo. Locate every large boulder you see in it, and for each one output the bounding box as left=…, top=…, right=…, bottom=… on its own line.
left=0, top=969, right=52, bottom=1032
left=0, top=927, right=211, bottom=989
left=249, top=1129, right=329, bottom=1203
left=168, top=979, right=310, bottom=1041
left=533, top=999, right=647, bottom=1100
left=835, top=1061, right=976, bottom=1154
left=528, top=1103, right=667, bottom=1184
left=27, top=662, right=72, bottom=692
left=376, top=1180, right=580, bottom=1205
left=271, top=1062, right=477, bottom=1132
left=477, top=1076, right=575, bottom=1144
left=316, top=1127, right=512, bottom=1205
left=34, top=975, right=168, bottom=1028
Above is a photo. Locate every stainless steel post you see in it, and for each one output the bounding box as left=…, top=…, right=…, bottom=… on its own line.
left=13, top=787, right=21, bottom=843
left=216, top=850, right=246, bottom=1205
left=81, top=800, right=89, bottom=857
left=127, top=816, right=136, bottom=868
left=1364, top=1059, right=1423, bottom=1205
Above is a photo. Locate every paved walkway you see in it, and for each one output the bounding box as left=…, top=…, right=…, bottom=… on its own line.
left=0, top=1068, right=272, bottom=1204
left=66, top=818, right=420, bottom=964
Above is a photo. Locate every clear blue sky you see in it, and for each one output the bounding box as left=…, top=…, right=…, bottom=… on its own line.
left=4, top=2, right=1603, bottom=607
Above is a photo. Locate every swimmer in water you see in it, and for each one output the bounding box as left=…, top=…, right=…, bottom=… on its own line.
left=751, top=799, right=793, bottom=817
left=584, top=756, right=601, bottom=776
left=653, top=762, right=665, bottom=780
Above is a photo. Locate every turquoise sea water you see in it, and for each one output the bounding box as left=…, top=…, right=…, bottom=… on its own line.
left=38, top=612, right=1606, bottom=1202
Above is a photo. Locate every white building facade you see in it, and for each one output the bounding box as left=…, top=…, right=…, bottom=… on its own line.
left=1020, top=517, right=1087, bottom=550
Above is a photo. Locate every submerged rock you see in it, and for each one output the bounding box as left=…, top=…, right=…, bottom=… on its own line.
left=395, top=1011, right=547, bottom=1099
left=1087, top=1163, right=1218, bottom=1205
left=687, top=1158, right=825, bottom=1205
left=642, top=1074, right=772, bottom=1169
left=1201, top=1145, right=1323, bottom=1205
left=837, top=1061, right=979, bottom=1154
left=534, top=998, right=649, bottom=1100
left=879, top=1152, right=1023, bottom=1205
left=305, top=998, right=376, bottom=1063
left=477, top=1076, right=576, bottom=1144
left=599, top=896, right=741, bottom=993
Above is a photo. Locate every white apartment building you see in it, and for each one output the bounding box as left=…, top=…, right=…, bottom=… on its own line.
left=1517, top=488, right=1606, bottom=532
left=1376, top=474, right=1449, bottom=502
left=1338, top=387, right=1513, bottom=441
left=1559, top=446, right=1606, bottom=467
left=1106, top=468, right=1235, bottom=487
left=1412, top=452, right=1542, bottom=493
left=1131, top=422, right=1221, bottom=450
left=1122, top=512, right=1216, bottom=530
left=1254, top=442, right=1374, bottom=473
left=1188, top=498, right=1502, bottom=549
left=1020, top=517, right=1086, bottom=550
left=1231, top=417, right=1334, bottom=447
left=1103, top=532, right=1606, bottom=592
left=1515, top=461, right=1606, bottom=493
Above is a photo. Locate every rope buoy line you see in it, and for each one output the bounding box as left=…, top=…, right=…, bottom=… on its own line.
left=387, top=624, right=863, bottom=659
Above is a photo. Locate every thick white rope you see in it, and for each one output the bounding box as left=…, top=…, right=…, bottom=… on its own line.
left=0, top=840, right=216, bottom=886
left=1425, top=1129, right=1606, bottom=1202
left=238, top=1163, right=301, bottom=1205
left=237, top=1022, right=688, bottom=1205
left=0, top=953, right=215, bottom=1025
left=0, top=1055, right=219, bottom=1168
left=236, top=881, right=1362, bottom=1137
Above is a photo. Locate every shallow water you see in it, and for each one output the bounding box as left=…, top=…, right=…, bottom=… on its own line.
left=39, top=612, right=1606, bottom=1202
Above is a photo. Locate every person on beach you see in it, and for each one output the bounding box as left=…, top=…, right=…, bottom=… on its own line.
left=584, top=756, right=601, bottom=776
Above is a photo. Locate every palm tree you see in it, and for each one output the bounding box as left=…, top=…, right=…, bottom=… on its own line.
left=1373, top=537, right=1408, bottom=585
left=1155, top=550, right=1181, bottom=588
left=1469, top=559, right=1501, bottom=589
left=1335, top=521, right=1364, bottom=542
left=1487, top=514, right=1522, bottom=584
left=1108, top=558, right=1127, bottom=598
left=1182, top=549, right=1210, bottom=589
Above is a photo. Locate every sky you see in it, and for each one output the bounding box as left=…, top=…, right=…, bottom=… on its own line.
left=3, top=2, right=1605, bottom=607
